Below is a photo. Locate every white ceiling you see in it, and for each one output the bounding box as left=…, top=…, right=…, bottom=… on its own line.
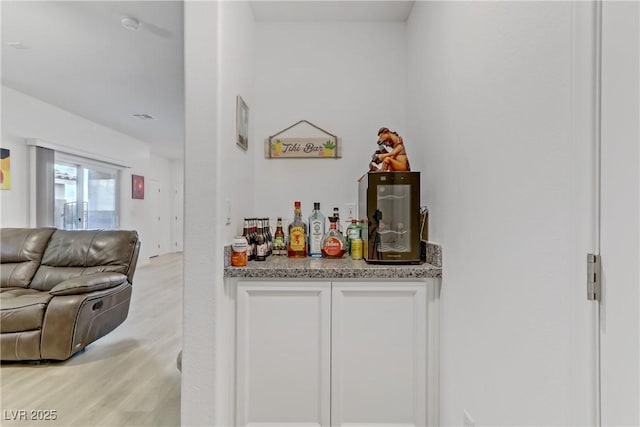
left=2, top=1, right=185, bottom=159
left=251, top=1, right=415, bottom=22
left=2, top=1, right=414, bottom=160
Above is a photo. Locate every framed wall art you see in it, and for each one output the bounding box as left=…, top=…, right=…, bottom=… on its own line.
left=236, top=95, right=249, bottom=151
left=1, top=148, right=10, bottom=190
left=132, top=174, right=145, bottom=199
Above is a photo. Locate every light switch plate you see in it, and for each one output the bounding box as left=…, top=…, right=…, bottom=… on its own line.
left=463, top=410, right=475, bottom=427
left=344, top=203, right=356, bottom=219
left=225, top=198, right=231, bottom=225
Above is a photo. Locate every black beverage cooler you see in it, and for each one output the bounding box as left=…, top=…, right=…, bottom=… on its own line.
left=358, top=171, right=422, bottom=264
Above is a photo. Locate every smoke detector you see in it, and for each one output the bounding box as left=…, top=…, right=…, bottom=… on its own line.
left=6, top=41, right=28, bottom=50
left=121, top=16, right=140, bottom=31
left=132, top=113, right=156, bottom=121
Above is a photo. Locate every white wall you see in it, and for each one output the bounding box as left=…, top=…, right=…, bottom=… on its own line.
left=219, top=1, right=256, bottom=243
left=182, top=1, right=221, bottom=425
left=182, top=2, right=257, bottom=424
left=407, top=2, right=597, bottom=425
left=0, top=86, right=181, bottom=262
left=253, top=22, right=407, bottom=225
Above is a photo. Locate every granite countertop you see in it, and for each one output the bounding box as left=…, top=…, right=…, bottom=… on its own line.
left=224, top=242, right=442, bottom=279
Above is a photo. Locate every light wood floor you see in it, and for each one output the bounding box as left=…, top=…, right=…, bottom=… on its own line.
left=1, top=253, right=183, bottom=427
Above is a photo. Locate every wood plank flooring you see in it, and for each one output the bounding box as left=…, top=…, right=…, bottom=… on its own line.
left=1, top=253, right=183, bottom=426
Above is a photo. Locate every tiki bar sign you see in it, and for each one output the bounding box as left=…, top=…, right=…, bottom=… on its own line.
left=268, top=138, right=338, bottom=158
left=264, top=120, right=341, bottom=159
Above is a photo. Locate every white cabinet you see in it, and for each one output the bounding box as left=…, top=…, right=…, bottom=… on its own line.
left=236, top=281, right=332, bottom=426
left=331, top=282, right=428, bottom=427
left=234, top=279, right=439, bottom=427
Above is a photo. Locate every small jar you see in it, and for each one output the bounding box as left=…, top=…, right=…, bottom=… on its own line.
left=231, top=237, right=248, bottom=267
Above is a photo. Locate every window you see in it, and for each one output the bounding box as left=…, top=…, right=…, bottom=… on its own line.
left=54, top=155, right=119, bottom=230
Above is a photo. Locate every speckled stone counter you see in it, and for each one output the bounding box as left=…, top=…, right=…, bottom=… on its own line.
left=224, top=253, right=442, bottom=279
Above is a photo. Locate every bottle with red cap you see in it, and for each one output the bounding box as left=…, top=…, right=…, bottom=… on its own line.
left=321, top=216, right=347, bottom=259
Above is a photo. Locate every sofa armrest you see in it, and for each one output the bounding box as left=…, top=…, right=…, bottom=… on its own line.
left=49, top=272, right=128, bottom=296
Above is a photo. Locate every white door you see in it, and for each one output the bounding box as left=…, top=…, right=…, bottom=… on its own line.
left=172, top=181, right=184, bottom=252
left=600, top=2, right=639, bottom=424
left=236, top=281, right=331, bottom=427
left=331, top=281, right=428, bottom=427
left=148, top=179, right=163, bottom=257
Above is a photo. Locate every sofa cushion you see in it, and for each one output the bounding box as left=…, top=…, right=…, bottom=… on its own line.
left=30, top=230, right=139, bottom=292
left=49, top=272, right=128, bottom=296
left=1, top=330, right=42, bottom=361
left=1, top=228, right=56, bottom=289
left=0, top=288, right=53, bottom=332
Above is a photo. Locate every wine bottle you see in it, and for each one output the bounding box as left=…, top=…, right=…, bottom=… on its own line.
left=264, top=218, right=272, bottom=257
left=242, top=218, right=253, bottom=261
left=249, top=218, right=257, bottom=261
left=255, top=218, right=267, bottom=261
left=273, top=217, right=286, bottom=256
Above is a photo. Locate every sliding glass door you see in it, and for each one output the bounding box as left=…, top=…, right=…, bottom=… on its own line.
left=54, top=157, right=119, bottom=230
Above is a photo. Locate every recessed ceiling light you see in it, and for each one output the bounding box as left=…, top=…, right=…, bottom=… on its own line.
left=132, top=113, right=156, bottom=120
left=121, top=16, right=140, bottom=31
left=6, top=41, right=28, bottom=50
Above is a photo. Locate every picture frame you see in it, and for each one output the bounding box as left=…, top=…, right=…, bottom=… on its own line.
left=1, top=148, right=11, bottom=190
left=236, top=95, right=249, bottom=151
left=132, top=174, right=145, bottom=199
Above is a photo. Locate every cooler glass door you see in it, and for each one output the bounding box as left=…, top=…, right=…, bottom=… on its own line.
left=362, top=171, right=420, bottom=263
left=373, top=184, right=411, bottom=254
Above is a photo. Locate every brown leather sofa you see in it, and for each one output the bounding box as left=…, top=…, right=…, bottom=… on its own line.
left=1, top=228, right=140, bottom=361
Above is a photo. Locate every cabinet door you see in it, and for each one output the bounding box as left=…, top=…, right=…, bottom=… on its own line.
left=236, top=281, right=331, bottom=427
left=331, top=282, right=427, bottom=427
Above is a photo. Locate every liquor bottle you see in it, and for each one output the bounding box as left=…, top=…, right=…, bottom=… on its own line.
left=273, top=217, right=286, bottom=256
left=287, top=201, right=308, bottom=258
left=333, top=207, right=342, bottom=233
left=249, top=218, right=257, bottom=261
left=346, top=218, right=360, bottom=255
left=308, top=202, right=325, bottom=258
left=242, top=218, right=253, bottom=261
left=263, top=218, right=272, bottom=257
left=269, top=218, right=275, bottom=255
left=255, top=218, right=268, bottom=261
left=321, top=216, right=347, bottom=259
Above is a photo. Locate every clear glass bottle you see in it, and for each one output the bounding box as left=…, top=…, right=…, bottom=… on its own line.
left=288, top=201, right=308, bottom=258
left=346, top=218, right=360, bottom=255
left=308, top=202, right=326, bottom=257
left=321, top=216, right=347, bottom=259
left=273, top=217, right=286, bottom=256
